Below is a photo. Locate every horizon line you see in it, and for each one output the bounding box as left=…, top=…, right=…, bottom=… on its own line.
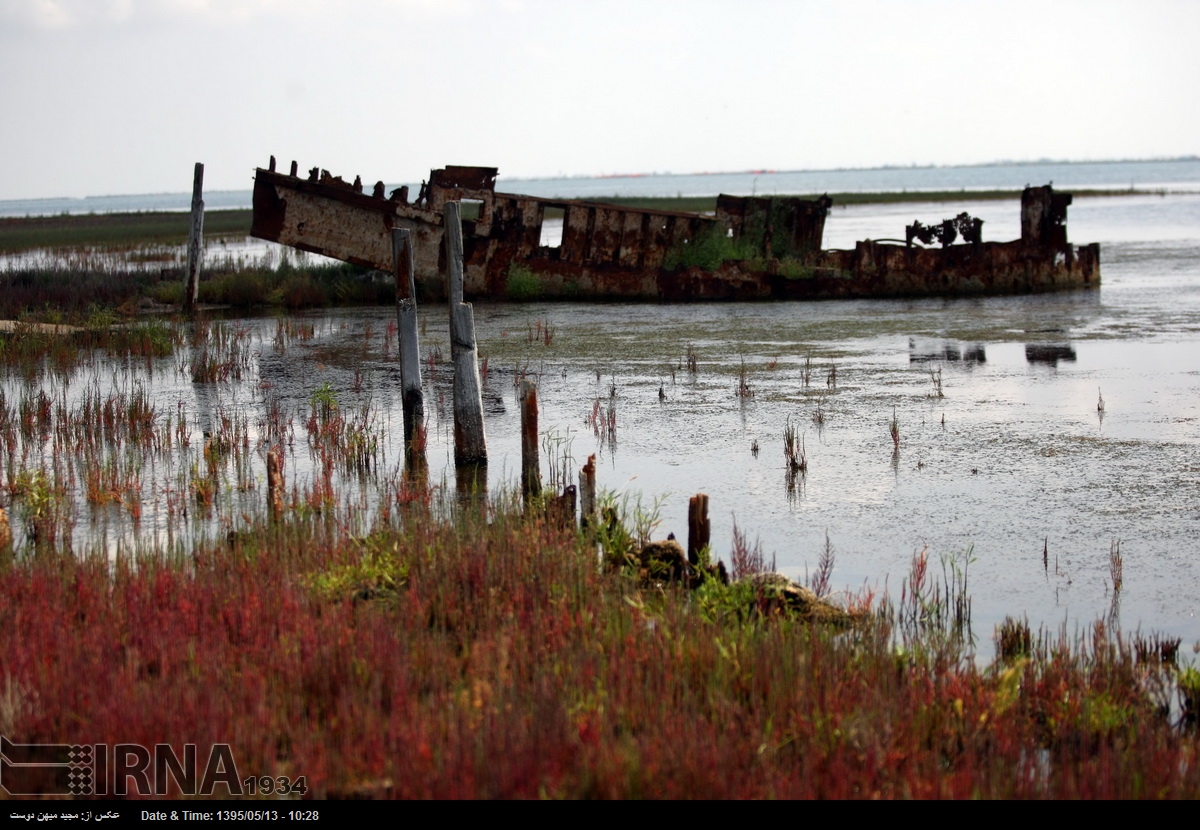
left=4, top=155, right=1197, bottom=204
left=506, top=154, right=1200, bottom=183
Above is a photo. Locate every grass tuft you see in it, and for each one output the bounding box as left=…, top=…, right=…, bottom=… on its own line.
left=506, top=265, right=544, bottom=301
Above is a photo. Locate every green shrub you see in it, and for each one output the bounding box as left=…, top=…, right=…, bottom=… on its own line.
left=778, top=260, right=817, bottom=280
left=279, top=274, right=329, bottom=309
left=148, top=280, right=184, bottom=306
left=199, top=272, right=270, bottom=307
left=665, top=225, right=756, bottom=271
left=506, top=265, right=543, bottom=301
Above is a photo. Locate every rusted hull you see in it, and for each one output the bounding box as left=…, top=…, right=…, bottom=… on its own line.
left=250, top=162, right=1099, bottom=302
left=251, top=171, right=446, bottom=285
left=646, top=240, right=1098, bottom=302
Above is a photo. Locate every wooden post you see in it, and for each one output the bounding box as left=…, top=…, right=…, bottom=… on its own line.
left=184, top=162, right=204, bottom=313
left=687, top=493, right=710, bottom=565
left=392, top=227, right=425, bottom=447
left=520, top=379, right=541, bottom=499
left=579, top=454, right=597, bottom=530
left=455, top=462, right=487, bottom=511
left=0, top=505, right=11, bottom=552
left=266, top=447, right=284, bottom=521
left=554, top=485, right=577, bottom=529
left=444, top=202, right=488, bottom=466
left=445, top=201, right=465, bottom=310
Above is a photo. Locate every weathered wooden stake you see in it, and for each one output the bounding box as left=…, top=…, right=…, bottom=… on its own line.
left=520, top=379, right=541, bottom=499
left=554, top=485, right=577, bottom=529
left=687, top=493, right=710, bottom=565
left=266, top=447, right=284, bottom=521
left=392, top=227, right=425, bottom=448
left=455, top=462, right=487, bottom=511
left=184, top=162, right=204, bottom=313
left=444, top=202, right=488, bottom=466
left=405, top=422, right=429, bottom=495
left=579, top=454, right=597, bottom=530
left=0, top=505, right=11, bottom=552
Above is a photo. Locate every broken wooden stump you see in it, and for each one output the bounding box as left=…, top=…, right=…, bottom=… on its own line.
left=404, top=422, right=429, bottom=496
left=520, top=379, right=541, bottom=500
left=184, top=162, right=204, bottom=313
left=0, top=505, right=11, bottom=553
left=687, top=493, right=710, bottom=565
left=550, top=485, right=577, bottom=529
left=444, top=202, right=487, bottom=467
left=579, top=454, right=597, bottom=531
left=266, top=446, right=284, bottom=520
left=455, top=461, right=488, bottom=513
left=392, top=227, right=425, bottom=452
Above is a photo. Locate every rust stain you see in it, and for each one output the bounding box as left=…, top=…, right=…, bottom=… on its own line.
left=250, top=160, right=1100, bottom=302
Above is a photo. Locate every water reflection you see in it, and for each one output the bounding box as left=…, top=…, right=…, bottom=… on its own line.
left=908, top=337, right=987, bottom=364
left=1024, top=343, right=1077, bottom=365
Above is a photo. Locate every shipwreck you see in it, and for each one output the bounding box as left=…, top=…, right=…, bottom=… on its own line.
left=250, top=158, right=1100, bottom=302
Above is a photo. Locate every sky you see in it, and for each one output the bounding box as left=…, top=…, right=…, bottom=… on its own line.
left=0, top=0, right=1197, bottom=200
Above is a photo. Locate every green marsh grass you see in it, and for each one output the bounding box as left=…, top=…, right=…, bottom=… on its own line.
left=0, top=210, right=252, bottom=253
left=2, top=255, right=387, bottom=322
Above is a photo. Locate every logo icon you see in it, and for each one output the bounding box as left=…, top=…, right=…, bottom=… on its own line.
left=1, top=736, right=101, bottom=796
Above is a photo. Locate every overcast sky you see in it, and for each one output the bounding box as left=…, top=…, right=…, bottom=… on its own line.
left=1, top=0, right=1197, bottom=200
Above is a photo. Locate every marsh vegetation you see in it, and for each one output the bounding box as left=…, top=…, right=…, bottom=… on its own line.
left=2, top=190, right=1199, bottom=797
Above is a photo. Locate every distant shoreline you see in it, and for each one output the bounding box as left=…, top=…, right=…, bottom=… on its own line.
left=0, top=188, right=1181, bottom=253
left=589, top=187, right=1180, bottom=214
left=4, top=155, right=1199, bottom=210
left=515, top=155, right=1200, bottom=183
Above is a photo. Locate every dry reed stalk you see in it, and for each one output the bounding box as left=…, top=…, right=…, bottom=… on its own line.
left=784, top=418, right=807, bottom=473
left=737, top=358, right=753, bottom=398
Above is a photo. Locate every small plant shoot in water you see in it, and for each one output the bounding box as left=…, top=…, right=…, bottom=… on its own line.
left=929, top=364, right=944, bottom=398
left=784, top=417, right=807, bottom=474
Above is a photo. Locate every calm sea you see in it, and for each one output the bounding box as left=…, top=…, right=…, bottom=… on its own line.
left=2, top=159, right=1198, bottom=219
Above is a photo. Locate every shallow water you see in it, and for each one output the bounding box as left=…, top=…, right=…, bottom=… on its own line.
left=2, top=193, right=1198, bottom=652
left=0, top=237, right=334, bottom=272
left=464, top=297, right=1200, bottom=648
